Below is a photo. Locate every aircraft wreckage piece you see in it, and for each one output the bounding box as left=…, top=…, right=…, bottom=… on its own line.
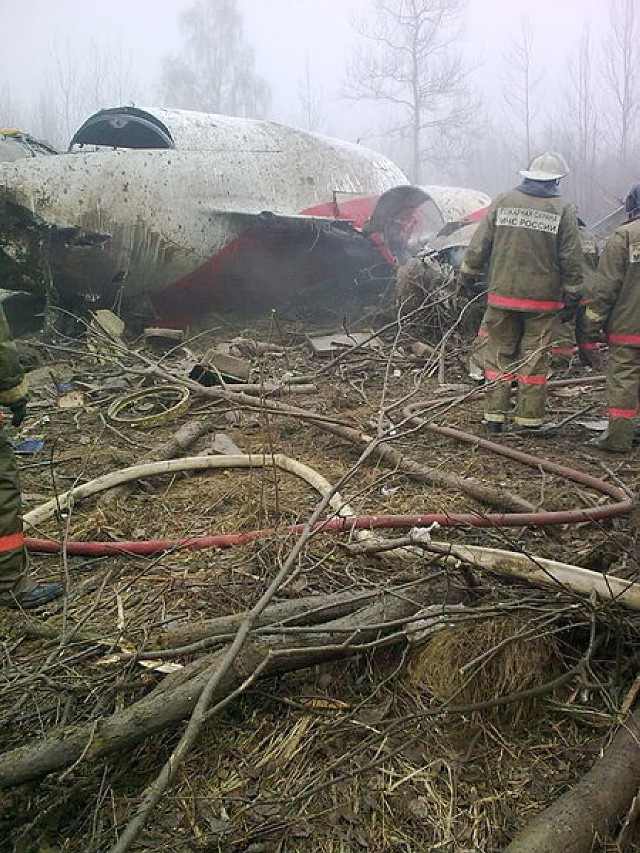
left=0, top=129, right=58, bottom=163
left=412, top=184, right=490, bottom=246
left=0, top=106, right=435, bottom=326
left=0, top=106, right=490, bottom=327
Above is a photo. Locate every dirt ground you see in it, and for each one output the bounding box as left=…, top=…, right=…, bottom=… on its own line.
left=0, top=307, right=638, bottom=853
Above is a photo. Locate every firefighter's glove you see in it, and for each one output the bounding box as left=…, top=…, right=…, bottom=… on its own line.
left=584, top=306, right=605, bottom=337
left=459, top=272, right=485, bottom=300
left=9, top=399, right=27, bottom=428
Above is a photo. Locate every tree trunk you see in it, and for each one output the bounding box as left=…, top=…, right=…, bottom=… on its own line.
left=154, top=586, right=395, bottom=649
left=505, top=705, right=640, bottom=853
left=0, top=577, right=464, bottom=789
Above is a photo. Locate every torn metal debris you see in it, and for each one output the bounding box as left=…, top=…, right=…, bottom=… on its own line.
left=307, top=331, right=382, bottom=357
left=190, top=348, right=252, bottom=385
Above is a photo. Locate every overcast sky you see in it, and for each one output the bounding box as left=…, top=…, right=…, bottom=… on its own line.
left=1, top=0, right=610, bottom=144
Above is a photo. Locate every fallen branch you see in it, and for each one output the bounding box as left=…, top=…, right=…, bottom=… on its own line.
left=0, top=576, right=462, bottom=791
left=152, top=585, right=411, bottom=650
left=97, top=417, right=216, bottom=507
left=505, top=704, right=640, bottom=853
left=347, top=535, right=640, bottom=611
left=428, top=541, right=640, bottom=611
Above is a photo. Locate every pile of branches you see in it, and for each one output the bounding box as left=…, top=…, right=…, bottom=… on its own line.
left=0, top=316, right=639, bottom=852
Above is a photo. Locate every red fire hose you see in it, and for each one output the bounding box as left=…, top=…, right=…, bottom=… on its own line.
left=23, top=422, right=634, bottom=556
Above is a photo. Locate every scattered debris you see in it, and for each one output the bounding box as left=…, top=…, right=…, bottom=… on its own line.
left=211, top=432, right=244, bottom=455
left=12, top=438, right=44, bottom=454
left=578, top=419, right=609, bottom=432
left=190, top=348, right=251, bottom=384
left=410, top=340, right=436, bottom=359
left=143, top=326, right=186, bottom=350
left=87, top=309, right=126, bottom=362
left=106, top=385, right=190, bottom=428
left=56, top=389, right=85, bottom=409
left=229, top=337, right=285, bottom=358
left=307, top=331, right=382, bottom=357
left=0, top=315, right=637, bottom=853
left=24, top=364, right=70, bottom=389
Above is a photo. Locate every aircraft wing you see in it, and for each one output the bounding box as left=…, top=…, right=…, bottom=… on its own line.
left=208, top=208, right=360, bottom=233
left=152, top=206, right=394, bottom=323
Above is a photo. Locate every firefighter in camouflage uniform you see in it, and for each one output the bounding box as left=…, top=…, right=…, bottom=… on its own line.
left=0, top=304, right=62, bottom=608
left=575, top=223, right=603, bottom=368
left=551, top=221, right=602, bottom=369
left=585, top=184, right=640, bottom=453
left=460, top=152, right=583, bottom=431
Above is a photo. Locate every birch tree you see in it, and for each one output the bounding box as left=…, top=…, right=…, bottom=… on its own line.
left=0, top=87, right=25, bottom=131
left=298, top=59, right=325, bottom=133
left=29, top=40, right=139, bottom=149
left=159, top=0, right=271, bottom=118
left=561, top=28, right=600, bottom=217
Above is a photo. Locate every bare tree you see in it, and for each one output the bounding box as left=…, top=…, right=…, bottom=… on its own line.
left=602, top=0, right=640, bottom=169
left=0, top=87, right=25, bottom=131
left=28, top=39, right=139, bottom=149
left=82, top=41, right=137, bottom=117
left=30, top=92, right=61, bottom=149
left=159, top=0, right=271, bottom=118
left=501, top=18, right=541, bottom=165
left=298, top=58, right=325, bottom=133
left=449, top=115, right=515, bottom=196
left=343, top=0, right=476, bottom=183
left=560, top=27, right=600, bottom=217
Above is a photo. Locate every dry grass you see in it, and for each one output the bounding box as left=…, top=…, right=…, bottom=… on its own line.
left=406, top=614, right=560, bottom=724
left=0, top=317, right=638, bottom=852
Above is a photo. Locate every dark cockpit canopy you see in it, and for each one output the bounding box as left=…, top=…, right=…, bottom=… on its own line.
left=69, top=107, right=175, bottom=150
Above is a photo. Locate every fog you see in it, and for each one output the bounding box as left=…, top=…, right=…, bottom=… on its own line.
left=0, top=0, right=634, bottom=221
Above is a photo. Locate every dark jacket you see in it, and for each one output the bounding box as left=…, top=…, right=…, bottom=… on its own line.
left=0, top=305, right=28, bottom=407
left=587, top=218, right=640, bottom=346
left=462, top=187, right=583, bottom=312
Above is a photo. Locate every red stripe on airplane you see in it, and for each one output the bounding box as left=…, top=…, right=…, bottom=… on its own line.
left=464, top=205, right=490, bottom=222
left=152, top=194, right=391, bottom=325
left=300, top=196, right=378, bottom=230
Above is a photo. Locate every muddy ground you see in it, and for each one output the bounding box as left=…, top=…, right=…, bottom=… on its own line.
left=0, top=308, right=638, bottom=853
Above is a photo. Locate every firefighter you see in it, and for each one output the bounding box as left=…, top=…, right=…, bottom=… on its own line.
left=0, top=305, right=63, bottom=608
left=575, top=221, right=603, bottom=369
left=551, top=219, right=602, bottom=369
left=460, top=152, right=583, bottom=431
left=585, top=184, right=640, bottom=453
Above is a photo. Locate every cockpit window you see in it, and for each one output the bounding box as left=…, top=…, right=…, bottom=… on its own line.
left=69, top=107, right=174, bottom=151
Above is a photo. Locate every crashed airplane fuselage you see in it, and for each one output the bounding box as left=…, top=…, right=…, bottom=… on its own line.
left=0, top=107, right=419, bottom=326
left=0, top=107, right=484, bottom=326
